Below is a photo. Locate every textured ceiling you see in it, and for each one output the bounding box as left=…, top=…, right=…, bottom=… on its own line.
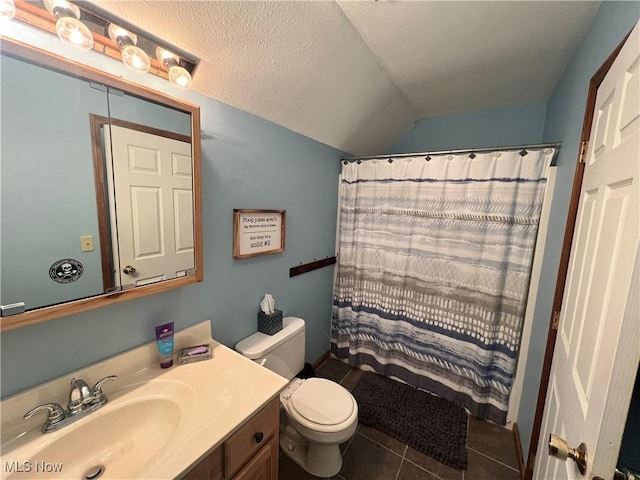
left=92, top=1, right=600, bottom=155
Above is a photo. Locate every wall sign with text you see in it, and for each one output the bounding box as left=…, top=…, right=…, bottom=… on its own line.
left=233, top=209, right=286, bottom=259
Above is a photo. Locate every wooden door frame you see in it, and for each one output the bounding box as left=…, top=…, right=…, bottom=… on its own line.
left=524, top=29, right=633, bottom=480
left=89, top=115, right=191, bottom=292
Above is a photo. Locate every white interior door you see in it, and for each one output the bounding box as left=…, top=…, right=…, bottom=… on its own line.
left=534, top=22, right=640, bottom=480
left=105, top=125, right=194, bottom=287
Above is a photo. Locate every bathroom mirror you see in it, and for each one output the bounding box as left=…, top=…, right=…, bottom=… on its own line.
left=0, top=37, right=203, bottom=331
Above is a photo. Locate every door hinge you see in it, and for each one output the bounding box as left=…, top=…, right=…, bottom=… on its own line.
left=89, top=82, right=107, bottom=92
left=579, top=140, right=588, bottom=164
left=552, top=310, right=561, bottom=330
left=1, top=302, right=25, bottom=316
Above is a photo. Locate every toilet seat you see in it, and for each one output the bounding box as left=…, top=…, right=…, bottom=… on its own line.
left=286, top=378, right=356, bottom=433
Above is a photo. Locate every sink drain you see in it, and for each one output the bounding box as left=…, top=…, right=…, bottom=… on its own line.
left=83, top=465, right=105, bottom=480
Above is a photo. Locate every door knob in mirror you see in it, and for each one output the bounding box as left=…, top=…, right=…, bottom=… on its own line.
left=123, top=265, right=136, bottom=275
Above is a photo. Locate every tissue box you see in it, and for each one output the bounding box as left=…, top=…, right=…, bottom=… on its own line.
left=258, top=309, right=283, bottom=335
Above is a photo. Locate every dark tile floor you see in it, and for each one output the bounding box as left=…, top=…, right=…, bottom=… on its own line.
left=279, top=358, right=521, bottom=480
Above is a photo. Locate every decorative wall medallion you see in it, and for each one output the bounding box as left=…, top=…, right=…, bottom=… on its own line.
left=49, top=259, right=84, bottom=283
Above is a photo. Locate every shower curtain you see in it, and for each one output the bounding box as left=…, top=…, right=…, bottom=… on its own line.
left=331, top=148, right=554, bottom=424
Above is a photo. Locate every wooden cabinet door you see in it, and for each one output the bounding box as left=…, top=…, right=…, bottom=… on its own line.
left=232, top=439, right=276, bottom=480
left=180, top=445, right=224, bottom=480
left=225, top=399, right=279, bottom=477
left=180, top=398, right=280, bottom=480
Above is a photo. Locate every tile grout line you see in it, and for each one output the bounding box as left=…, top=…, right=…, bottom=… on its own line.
left=394, top=459, right=404, bottom=480
left=340, top=424, right=359, bottom=458
left=393, top=444, right=408, bottom=480
left=467, top=446, right=520, bottom=473
left=401, top=456, right=454, bottom=480
left=358, top=429, right=468, bottom=480
left=357, top=430, right=406, bottom=458
left=338, top=367, right=353, bottom=384
left=465, top=414, right=520, bottom=475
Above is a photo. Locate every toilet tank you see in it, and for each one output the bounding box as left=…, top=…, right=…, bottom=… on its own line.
left=235, top=317, right=305, bottom=380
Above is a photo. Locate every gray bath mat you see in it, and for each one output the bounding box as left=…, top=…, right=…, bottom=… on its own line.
left=352, top=371, right=468, bottom=470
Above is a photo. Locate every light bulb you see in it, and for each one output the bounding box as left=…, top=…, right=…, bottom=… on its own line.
left=108, top=24, right=135, bottom=44
left=121, top=45, right=150, bottom=73
left=55, top=16, right=93, bottom=51
left=44, top=0, right=94, bottom=51
left=156, top=47, right=192, bottom=91
left=0, top=0, right=16, bottom=21
left=168, top=65, right=192, bottom=90
left=109, top=24, right=150, bottom=74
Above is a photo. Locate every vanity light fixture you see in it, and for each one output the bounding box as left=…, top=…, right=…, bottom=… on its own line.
left=11, top=0, right=200, bottom=89
left=43, top=0, right=94, bottom=51
left=108, top=24, right=151, bottom=74
left=0, top=0, right=16, bottom=21
left=156, top=47, right=193, bottom=91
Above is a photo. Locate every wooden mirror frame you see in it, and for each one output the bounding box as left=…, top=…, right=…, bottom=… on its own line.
left=0, top=36, right=203, bottom=332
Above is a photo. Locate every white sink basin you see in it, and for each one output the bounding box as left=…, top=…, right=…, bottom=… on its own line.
left=4, top=380, right=197, bottom=480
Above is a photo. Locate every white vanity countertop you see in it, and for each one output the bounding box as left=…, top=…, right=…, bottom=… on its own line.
left=146, top=340, right=287, bottom=478
left=0, top=321, right=288, bottom=480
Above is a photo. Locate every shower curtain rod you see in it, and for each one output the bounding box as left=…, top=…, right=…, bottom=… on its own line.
left=340, top=141, right=562, bottom=166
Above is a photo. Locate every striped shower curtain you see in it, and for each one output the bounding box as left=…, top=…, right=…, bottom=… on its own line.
left=331, top=148, right=554, bottom=424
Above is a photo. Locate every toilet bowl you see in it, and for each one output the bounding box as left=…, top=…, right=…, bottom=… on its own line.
left=236, top=317, right=358, bottom=477
left=279, top=377, right=358, bottom=476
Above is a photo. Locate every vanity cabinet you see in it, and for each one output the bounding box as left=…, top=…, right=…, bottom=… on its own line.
left=232, top=442, right=276, bottom=480
left=181, top=398, right=280, bottom=480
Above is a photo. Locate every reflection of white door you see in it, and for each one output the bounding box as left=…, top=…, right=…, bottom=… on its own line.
left=534, top=22, right=639, bottom=480
left=105, top=125, right=194, bottom=287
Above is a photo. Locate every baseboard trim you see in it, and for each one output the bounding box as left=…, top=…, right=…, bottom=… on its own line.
left=512, top=422, right=526, bottom=479
left=313, top=350, right=331, bottom=370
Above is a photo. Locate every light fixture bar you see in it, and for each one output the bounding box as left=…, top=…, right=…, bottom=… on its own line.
left=10, top=0, right=199, bottom=88
left=75, top=0, right=199, bottom=72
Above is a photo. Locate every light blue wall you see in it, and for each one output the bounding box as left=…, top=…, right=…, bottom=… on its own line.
left=518, top=2, right=640, bottom=458
left=1, top=27, right=342, bottom=398
left=386, top=99, right=547, bottom=154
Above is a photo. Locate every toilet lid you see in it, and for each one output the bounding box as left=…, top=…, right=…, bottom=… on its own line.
left=289, top=378, right=355, bottom=426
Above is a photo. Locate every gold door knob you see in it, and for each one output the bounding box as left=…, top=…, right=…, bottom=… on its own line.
left=548, top=434, right=588, bottom=475
left=123, top=265, right=136, bottom=275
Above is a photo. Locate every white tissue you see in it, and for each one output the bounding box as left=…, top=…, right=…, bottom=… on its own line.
left=260, top=294, right=275, bottom=314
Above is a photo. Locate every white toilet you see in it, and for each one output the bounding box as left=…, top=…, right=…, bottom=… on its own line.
left=236, top=316, right=358, bottom=478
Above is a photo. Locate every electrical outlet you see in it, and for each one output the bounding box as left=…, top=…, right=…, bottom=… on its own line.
left=81, top=235, right=94, bottom=252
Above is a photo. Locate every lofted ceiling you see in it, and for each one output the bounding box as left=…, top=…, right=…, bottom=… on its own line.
left=92, top=1, right=601, bottom=155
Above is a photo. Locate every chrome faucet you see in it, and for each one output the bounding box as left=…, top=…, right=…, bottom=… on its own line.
left=24, top=375, right=117, bottom=433
left=68, top=378, right=92, bottom=414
